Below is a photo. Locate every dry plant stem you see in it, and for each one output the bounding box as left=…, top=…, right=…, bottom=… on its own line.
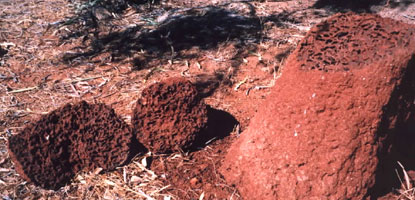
left=396, top=161, right=415, bottom=200
left=7, top=86, right=39, bottom=94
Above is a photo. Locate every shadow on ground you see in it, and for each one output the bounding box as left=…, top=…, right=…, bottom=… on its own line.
left=368, top=55, right=415, bottom=199
left=61, top=2, right=302, bottom=71
left=0, top=47, right=7, bottom=58
left=190, top=106, right=239, bottom=151
left=387, top=0, right=415, bottom=10
left=313, top=0, right=415, bottom=12
left=63, top=5, right=262, bottom=67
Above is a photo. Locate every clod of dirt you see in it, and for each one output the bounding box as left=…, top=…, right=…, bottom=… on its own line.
left=132, top=77, right=208, bottom=154
left=220, top=13, right=415, bottom=199
left=8, top=101, right=138, bottom=190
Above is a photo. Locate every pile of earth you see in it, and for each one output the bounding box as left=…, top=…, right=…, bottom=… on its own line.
left=8, top=77, right=218, bottom=190
left=220, top=12, right=415, bottom=199
left=8, top=101, right=138, bottom=189
left=132, top=77, right=209, bottom=154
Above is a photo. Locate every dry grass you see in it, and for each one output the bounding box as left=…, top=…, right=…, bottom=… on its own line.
left=0, top=1, right=173, bottom=198
left=396, top=161, right=415, bottom=200
left=64, top=153, right=173, bottom=200
left=0, top=148, right=172, bottom=199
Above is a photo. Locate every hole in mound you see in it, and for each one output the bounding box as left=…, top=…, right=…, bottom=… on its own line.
left=190, top=106, right=239, bottom=151
left=297, top=12, right=415, bottom=72
left=368, top=55, right=415, bottom=198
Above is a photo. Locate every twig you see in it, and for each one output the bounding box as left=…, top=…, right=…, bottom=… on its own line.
left=144, top=67, right=165, bottom=82
left=149, top=185, right=170, bottom=196
left=69, top=84, right=80, bottom=97
left=70, top=76, right=103, bottom=84
left=195, top=61, right=202, bottom=69
left=0, top=42, right=16, bottom=47
left=7, top=86, right=39, bottom=94
left=246, top=60, right=284, bottom=95
left=234, top=77, right=248, bottom=91
left=396, top=161, right=415, bottom=199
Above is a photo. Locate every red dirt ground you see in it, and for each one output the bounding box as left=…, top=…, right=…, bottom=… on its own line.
left=1, top=0, right=415, bottom=199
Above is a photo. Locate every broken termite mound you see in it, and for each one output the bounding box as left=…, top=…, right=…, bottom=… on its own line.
left=8, top=101, right=143, bottom=190
left=132, top=77, right=209, bottom=154
left=220, top=12, right=415, bottom=199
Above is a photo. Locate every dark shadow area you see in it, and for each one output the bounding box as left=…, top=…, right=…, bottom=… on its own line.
left=314, top=0, right=415, bottom=12
left=387, top=0, right=415, bottom=10
left=63, top=6, right=263, bottom=69
left=313, top=0, right=385, bottom=12
left=189, top=106, right=239, bottom=151
left=60, top=2, right=304, bottom=71
left=0, top=46, right=7, bottom=58
left=125, top=135, right=148, bottom=164
left=57, top=0, right=159, bottom=46
left=368, top=55, right=415, bottom=199
left=274, top=47, right=294, bottom=61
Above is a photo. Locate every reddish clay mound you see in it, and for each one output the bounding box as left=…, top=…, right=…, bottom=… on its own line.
left=220, top=13, right=415, bottom=199
left=132, top=78, right=208, bottom=154
left=297, top=12, right=413, bottom=72
left=8, top=101, right=137, bottom=190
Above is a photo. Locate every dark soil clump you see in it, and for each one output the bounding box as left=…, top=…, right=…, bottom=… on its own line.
left=132, top=77, right=208, bottom=154
left=8, top=101, right=138, bottom=190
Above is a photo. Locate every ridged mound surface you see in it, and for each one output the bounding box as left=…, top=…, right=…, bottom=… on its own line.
left=8, top=101, right=135, bottom=190
left=132, top=78, right=208, bottom=154
left=297, top=12, right=413, bottom=72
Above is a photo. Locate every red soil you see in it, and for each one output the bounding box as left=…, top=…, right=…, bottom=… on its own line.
left=151, top=136, right=239, bottom=199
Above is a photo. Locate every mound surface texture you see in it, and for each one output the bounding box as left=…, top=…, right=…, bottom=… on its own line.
left=8, top=101, right=135, bottom=190
left=297, top=12, right=414, bottom=72
left=220, top=13, right=415, bottom=199
left=132, top=77, right=208, bottom=153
